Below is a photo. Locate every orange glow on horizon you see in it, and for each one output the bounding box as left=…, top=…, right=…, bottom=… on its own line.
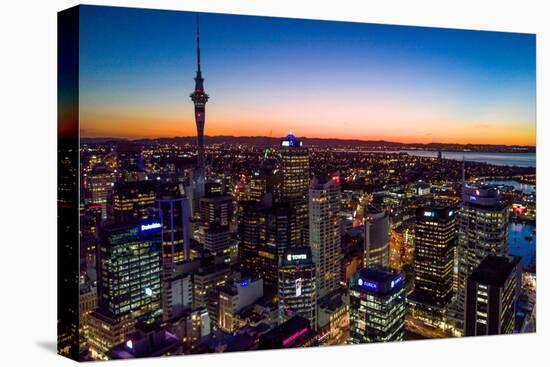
left=80, top=109, right=536, bottom=146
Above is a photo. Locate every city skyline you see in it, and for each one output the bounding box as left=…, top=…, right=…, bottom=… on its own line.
left=78, top=6, right=536, bottom=146
left=58, top=5, right=537, bottom=361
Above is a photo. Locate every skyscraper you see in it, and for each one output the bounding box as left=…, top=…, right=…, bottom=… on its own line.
left=349, top=266, right=405, bottom=343
left=97, top=220, right=162, bottom=322
left=88, top=219, right=163, bottom=358
left=465, top=255, right=521, bottom=336
left=157, top=184, right=191, bottom=270
left=88, top=166, right=116, bottom=220
left=413, top=204, right=457, bottom=307
left=309, top=174, right=342, bottom=298
left=454, top=185, right=509, bottom=333
left=189, top=16, right=209, bottom=214
left=157, top=184, right=192, bottom=321
left=279, top=133, right=309, bottom=246
left=111, top=181, right=157, bottom=224
left=237, top=200, right=262, bottom=277
left=410, top=204, right=457, bottom=326
left=278, top=247, right=317, bottom=328
left=364, top=205, right=390, bottom=268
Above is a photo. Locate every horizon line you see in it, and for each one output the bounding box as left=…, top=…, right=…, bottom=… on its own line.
left=79, top=134, right=536, bottom=148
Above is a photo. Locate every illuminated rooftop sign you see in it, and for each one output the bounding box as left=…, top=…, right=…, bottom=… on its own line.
left=287, top=253, right=308, bottom=262
left=357, top=278, right=379, bottom=291
left=390, top=275, right=403, bottom=289
left=357, top=273, right=403, bottom=293
left=139, top=222, right=162, bottom=232
left=424, top=211, right=435, bottom=217
left=280, top=133, right=303, bottom=148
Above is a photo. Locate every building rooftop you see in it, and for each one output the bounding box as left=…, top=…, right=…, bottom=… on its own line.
left=469, top=255, right=521, bottom=287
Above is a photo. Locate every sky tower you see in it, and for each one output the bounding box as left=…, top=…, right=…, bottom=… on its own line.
left=190, top=16, right=209, bottom=212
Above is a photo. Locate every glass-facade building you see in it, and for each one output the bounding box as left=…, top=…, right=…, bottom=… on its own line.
left=279, top=133, right=309, bottom=247
left=278, top=247, right=317, bottom=328
left=349, top=266, right=405, bottom=343
left=97, top=220, right=162, bottom=322
left=413, top=204, right=457, bottom=308
left=455, top=185, right=509, bottom=333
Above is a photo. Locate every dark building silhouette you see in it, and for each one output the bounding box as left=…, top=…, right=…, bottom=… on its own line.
left=465, top=255, right=521, bottom=336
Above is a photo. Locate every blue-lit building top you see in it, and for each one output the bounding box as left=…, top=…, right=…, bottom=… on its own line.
left=350, top=266, right=404, bottom=296
left=349, top=266, right=406, bottom=343
left=280, top=133, right=303, bottom=148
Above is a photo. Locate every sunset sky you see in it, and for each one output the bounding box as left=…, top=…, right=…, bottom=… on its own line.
left=78, top=5, right=536, bottom=146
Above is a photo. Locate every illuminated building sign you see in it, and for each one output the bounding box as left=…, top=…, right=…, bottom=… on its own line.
left=139, top=222, right=161, bottom=232
left=357, top=274, right=403, bottom=292
left=424, top=211, right=435, bottom=217
left=390, top=275, right=403, bottom=289
left=239, top=279, right=250, bottom=287
left=125, top=339, right=133, bottom=350
left=287, top=253, right=308, bottom=262
left=357, top=278, right=379, bottom=291
left=282, top=327, right=308, bottom=346
left=280, top=133, right=303, bottom=148
left=295, top=278, right=302, bottom=297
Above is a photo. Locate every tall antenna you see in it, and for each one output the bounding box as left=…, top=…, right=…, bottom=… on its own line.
left=196, top=14, right=201, bottom=73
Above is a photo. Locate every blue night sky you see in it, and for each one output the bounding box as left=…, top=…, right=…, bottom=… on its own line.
left=78, top=5, right=536, bottom=145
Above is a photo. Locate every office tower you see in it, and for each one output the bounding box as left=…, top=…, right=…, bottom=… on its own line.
left=237, top=200, right=262, bottom=276
left=88, top=219, right=163, bottom=359
left=364, top=205, right=390, bottom=267
left=413, top=204, right=457, bottom=309
left=192, top=264, right=231, bottom=309
left=258, top=203, right=295, bottom=289
left=465, top=255, right=521, bottom=336
left=204, top=180, right=225, bottom=197
left=116, top=143, right=144, bottom=181
left=455, top=185, right=509, bottom=332
left=157, top=184, right=192, bottom=321
left=158, top=184, right=191, bottom=268
left=218, top=278, right=264, bottom=333
left=88, top=166, right=116, bottom=220
left=278, top=247, right=317, bottom=328
left=309, top=174, right=342, bottom=298
left=279, top=133, right=310, bottom=246
left=189, top=17, right=209, bottom=213
left=200, top=195, right=233, bottom=227
left=349, top=266, right=406, bottom=343
left=259, top=316, right=317, bottom=349
left=97, top=220, right=162, bottom=322
left=111, top=181, right=157, bottom=223
left=249, top=159, right=280, bottom=202
left=157, top=185, right=191, bottom=318
left=203, top=224, right=232, bottom=262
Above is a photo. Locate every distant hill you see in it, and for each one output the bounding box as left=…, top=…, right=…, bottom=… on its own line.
left=80, top=135, right=536, bottom=153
